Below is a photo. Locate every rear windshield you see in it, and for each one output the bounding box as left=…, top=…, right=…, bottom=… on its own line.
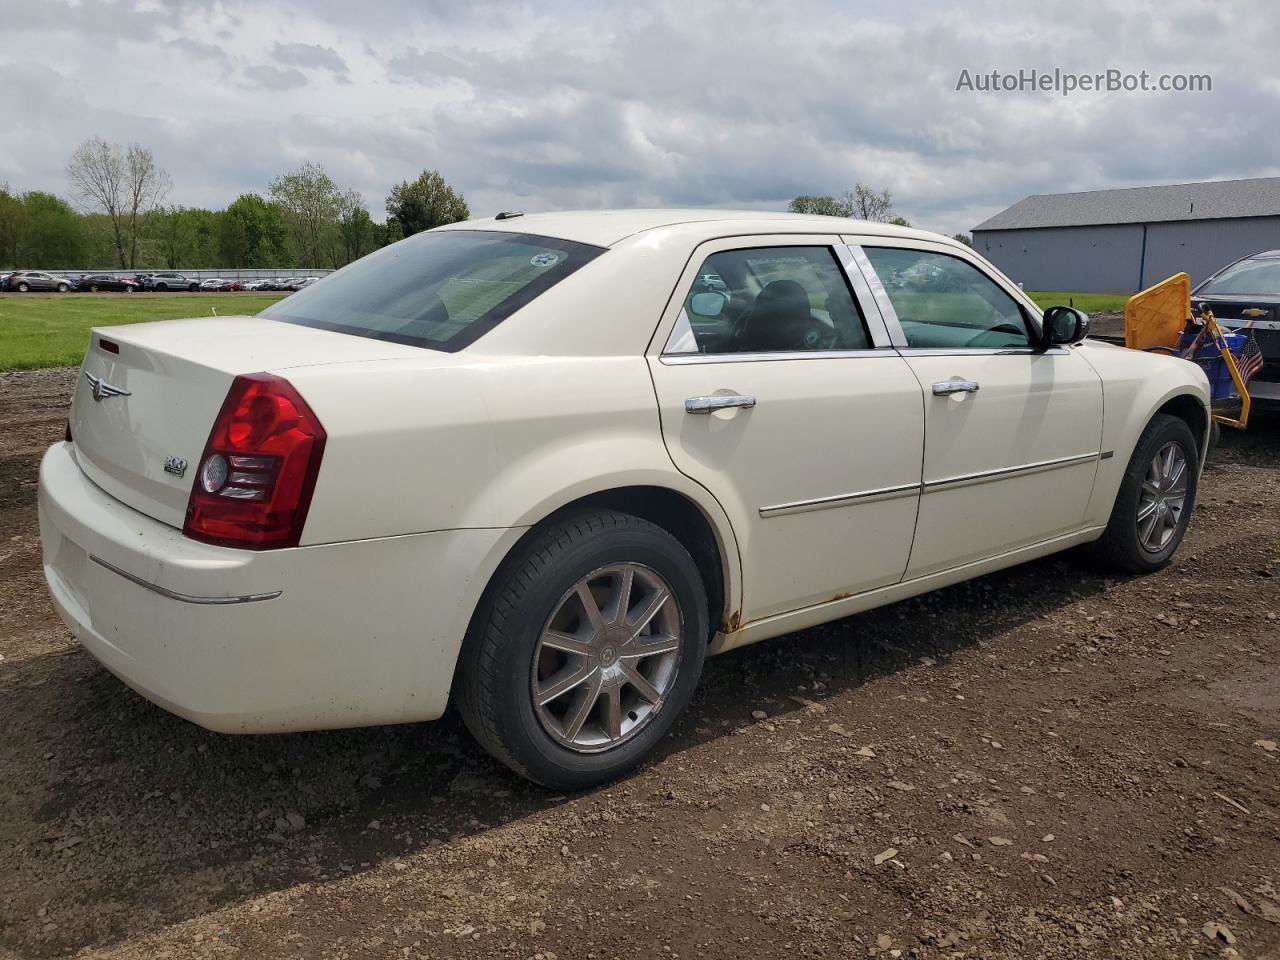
left=1199, top=257, right=1280, bottom=297
left=261, top=229, right=605, bottom=352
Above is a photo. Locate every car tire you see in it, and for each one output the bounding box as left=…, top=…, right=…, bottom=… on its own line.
left=88, top=284, right=99, bottom=293
left=188, top=284, right=198, bottom=292
left=1091, top=413, right=1199, bottom=574
left=156, top=283, right=168, bottom=291
left=455, top=509, right=709, bottom=790
left=123, top=285, right=133, bottom=293
left=16, top=282, right=28, bottom=292
left=57, top=283, right=68, bottom=292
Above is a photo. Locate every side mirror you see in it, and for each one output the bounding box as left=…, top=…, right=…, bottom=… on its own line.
left=689, top=291, right=728, bottom=318
left=1041, top=305, right=1090, bottom=346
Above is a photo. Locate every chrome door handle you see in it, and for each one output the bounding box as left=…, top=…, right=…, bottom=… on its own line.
left=932, top=379, right=980, bottom=396
left=685, top=394, right=757, bottom=414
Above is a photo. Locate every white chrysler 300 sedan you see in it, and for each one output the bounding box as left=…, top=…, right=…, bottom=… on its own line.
left=40, top=211, right=1210, bottom=788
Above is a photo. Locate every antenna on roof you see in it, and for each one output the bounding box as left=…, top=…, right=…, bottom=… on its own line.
left=495, top=210, right=524, bottom=220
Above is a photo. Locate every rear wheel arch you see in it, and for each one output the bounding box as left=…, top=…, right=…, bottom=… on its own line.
left=469, top=485, right=734, bottom=651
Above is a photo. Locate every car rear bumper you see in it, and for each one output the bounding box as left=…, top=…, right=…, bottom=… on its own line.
left=38, top=441, right=512, bottom=733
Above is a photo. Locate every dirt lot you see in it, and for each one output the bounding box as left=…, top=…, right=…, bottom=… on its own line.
left=1, top=367, right=1278, bottom=960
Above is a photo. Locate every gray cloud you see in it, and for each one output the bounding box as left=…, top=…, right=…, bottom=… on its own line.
left=272, top=42, right=349, bottom=77
left=241, top=64, right=308, bottom=91
left=1, top=0, right=1278, bottom=236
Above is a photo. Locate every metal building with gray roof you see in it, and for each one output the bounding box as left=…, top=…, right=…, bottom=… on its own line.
left=972, top=177, right=1280, bottom=294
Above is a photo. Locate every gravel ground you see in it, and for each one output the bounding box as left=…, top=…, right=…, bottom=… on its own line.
left=1, top=366, right=1278, bottom=960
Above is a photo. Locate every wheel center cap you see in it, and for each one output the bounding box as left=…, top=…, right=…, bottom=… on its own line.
left=600, top=644, right=619, bottom=666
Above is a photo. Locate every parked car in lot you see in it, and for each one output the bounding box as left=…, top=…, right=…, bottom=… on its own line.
left=240, top=278, right=273, bottom=291
left=142, top=272, right=200, bottom=292
left=1192, top=249, right=1280, bottom=400
left=77, top=274, right=137, bottom=293
left=6, top=271, right=74, bottom=292
left=198, top=278, right=227, bottom=291
left=40, top=211, right=1211, bottom=789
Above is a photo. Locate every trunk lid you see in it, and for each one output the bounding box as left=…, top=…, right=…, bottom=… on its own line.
left=70, top=314, right=428, bottom=529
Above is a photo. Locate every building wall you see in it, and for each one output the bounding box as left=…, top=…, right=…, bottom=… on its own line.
left=973, top=224, right=1143, bottom=293
left=1143, top=217, right=1280, bottom=289
left=973, top=216, right=1280, bottom=293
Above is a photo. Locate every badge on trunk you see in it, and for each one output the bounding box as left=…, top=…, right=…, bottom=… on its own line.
left=84, top=371, right=130, bottom=403
left=164, top=456, right=188, bottom=478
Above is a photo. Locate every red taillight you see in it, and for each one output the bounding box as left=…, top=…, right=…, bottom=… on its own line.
left=183, top=373, right=326, bottom=550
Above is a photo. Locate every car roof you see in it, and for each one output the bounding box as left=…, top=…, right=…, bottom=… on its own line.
left=434, top=208, right=946, bottom=248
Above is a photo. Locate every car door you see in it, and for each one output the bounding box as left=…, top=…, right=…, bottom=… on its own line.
left=646, top=236, right=925, bottom=623
left=845, top=238, right=1104, bottom=579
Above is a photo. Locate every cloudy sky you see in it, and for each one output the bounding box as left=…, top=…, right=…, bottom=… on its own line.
left=2, top=0, right=1278, bottom=236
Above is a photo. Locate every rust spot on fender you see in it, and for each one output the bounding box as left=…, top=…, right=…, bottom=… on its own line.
left=721, top=610, right=741, bottom=632
left=829, top=592, right=852, bottom=603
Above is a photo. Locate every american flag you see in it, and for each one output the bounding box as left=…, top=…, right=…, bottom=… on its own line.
left=1236, top=331, right=1264, bottom=383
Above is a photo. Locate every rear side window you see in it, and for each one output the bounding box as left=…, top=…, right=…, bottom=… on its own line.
left=262, top=230, right=605, bottom=352
left=863, top=247, right=1030, bottom=350
left=668, top=246, right=869, bottom=355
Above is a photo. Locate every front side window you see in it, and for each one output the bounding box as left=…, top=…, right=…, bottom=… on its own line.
left=262, top=230, right=605, bottom=352
left=1199, top=257, right=1280, bottom=296
left=863, top=248, right=1031, bottom=350
left=668, top=246, right=869, bottom=355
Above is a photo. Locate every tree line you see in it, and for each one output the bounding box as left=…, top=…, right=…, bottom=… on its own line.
left=789, top=184, right=972, bottom=246
left=0, top=138, right=470, bottom=270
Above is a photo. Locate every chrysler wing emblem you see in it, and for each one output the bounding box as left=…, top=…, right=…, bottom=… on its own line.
left=84, top=371, right=131, bottom=403
left=1242, top=307, right=1268, bottom=318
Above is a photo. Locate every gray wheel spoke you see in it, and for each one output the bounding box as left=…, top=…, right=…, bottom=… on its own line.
left=609, top=565, right=635, bottom=625
left=541, top=629, right=594, bottom=657
left=536, top=662, right=595, bottom=706
left=576, top=582, right=607, bottom=632
left=1136, top=498, right=1159, bottom=522
left=601, top=683, right=623, bottom=741
left=621, top=663, right=662, bottom=704
left=626, top=587, right=670, bottom=640
left=623, top=632, right=680, bottom=658
left=561, top=672, right=603, bottom=741
left=1138, top=510, right=1160, bottom=546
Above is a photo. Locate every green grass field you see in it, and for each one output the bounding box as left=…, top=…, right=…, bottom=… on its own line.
left=0, top=289, right=1133, bottom=372
left=0, top=294, right=286, bottom=371
left=1028, top=291, right=1130, bottom=313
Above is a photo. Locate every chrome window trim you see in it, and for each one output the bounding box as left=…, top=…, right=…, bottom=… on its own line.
left=924, top=451, right=1099, bottom=492
left=760, top=481, right=921, bottom=518
left=90, top=555, right=282, bottom=605
left=833, top=244, right=893, bottom=348
left=660, top=348, right=897, bottom=366
left=846, top=244, right=907, bottom=347
left=664, top=308, right=699, bottom=355
left=895, top=346, right=1069, bottom=358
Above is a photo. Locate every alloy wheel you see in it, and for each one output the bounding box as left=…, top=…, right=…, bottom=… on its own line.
left=532, top=563, right=683, bottom=753
left=1137, top=440, right=1189, bottom=552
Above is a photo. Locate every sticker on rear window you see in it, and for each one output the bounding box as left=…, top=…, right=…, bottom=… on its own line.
left=530, top=252, right=561, bottom=267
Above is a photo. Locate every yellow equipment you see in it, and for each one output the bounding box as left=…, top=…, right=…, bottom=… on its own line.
left=1123, top=272, right=1251, bottom=430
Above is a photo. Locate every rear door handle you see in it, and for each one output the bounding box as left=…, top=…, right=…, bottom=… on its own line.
left=932, top=379, right=979, bottom=396
left=685, top=394, right=757, bottom=414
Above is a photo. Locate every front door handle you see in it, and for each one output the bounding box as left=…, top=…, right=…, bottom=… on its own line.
left=685, top=394, right=757, bottom=414
left=932, top=379, right=980, bottom=396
